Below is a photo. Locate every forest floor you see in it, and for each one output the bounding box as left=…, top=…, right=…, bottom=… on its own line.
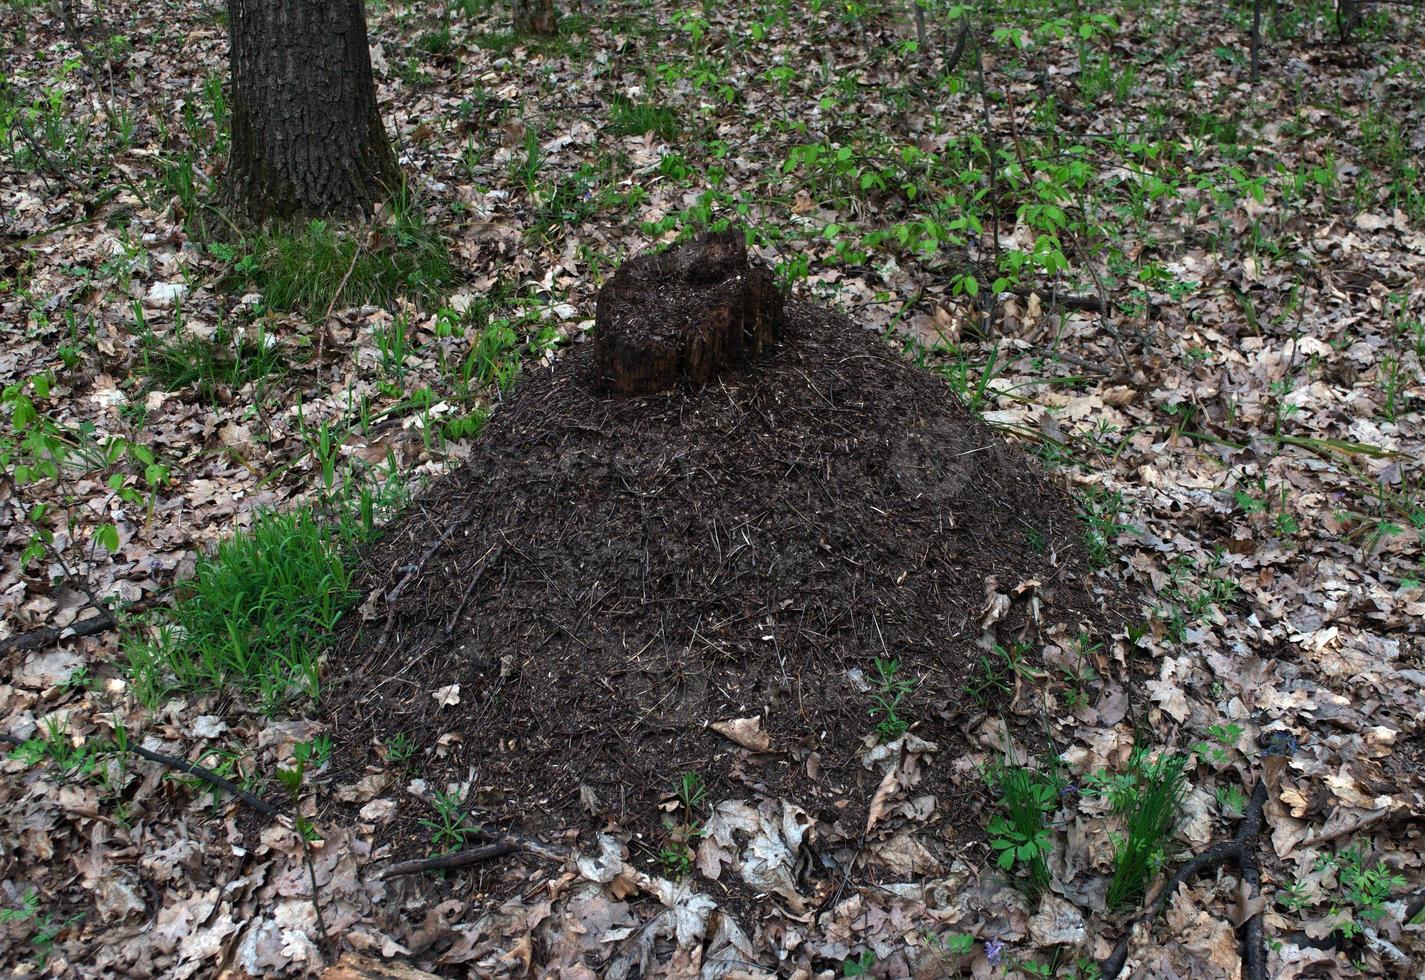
left=1, top=0, right=1424, bottom=977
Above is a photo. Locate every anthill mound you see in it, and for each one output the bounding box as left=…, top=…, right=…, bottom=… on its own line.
left=324, top=233, right=1109, bottom=856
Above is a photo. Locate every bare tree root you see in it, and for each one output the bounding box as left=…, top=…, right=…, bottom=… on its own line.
left=1100, top=781, right=1268, bottom=980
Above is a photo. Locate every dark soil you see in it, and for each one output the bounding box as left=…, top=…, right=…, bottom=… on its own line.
left=324, top=298, right=1111, bottom=868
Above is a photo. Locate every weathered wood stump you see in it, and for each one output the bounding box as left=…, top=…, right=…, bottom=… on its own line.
left=593, top=230, right=785, bottom=395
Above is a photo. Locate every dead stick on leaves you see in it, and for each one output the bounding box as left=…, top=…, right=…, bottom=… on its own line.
left=1100, top=781, right=1268, bottom=980
left=0, top=732, right=283, bottom=819
left=130, top=742, right=286, bottom=819
left=0, top=613, right=113, bottom=656
left=379, top=840, right=523, bottom=879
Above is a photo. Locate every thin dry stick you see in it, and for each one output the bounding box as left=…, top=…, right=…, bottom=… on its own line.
left=1250, top=0, right=1263, bottom=83
left=975, top=41, right=1001, bottom=335
left=0, top=733, right=283, bottom=818
left=54, top=0, right=120, bottom=132
left=316, top=238, right=365, bottom=391
left=445, top=542, right=506, bottom=635
left=377, top=516, right=473, bottom=649
left=379, top=840, right=523, bottom=879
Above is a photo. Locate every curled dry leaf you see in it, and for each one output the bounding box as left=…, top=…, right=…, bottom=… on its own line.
left=710, top=715, right=772, bottom=752
left=866, top=765, right=901, bottom=835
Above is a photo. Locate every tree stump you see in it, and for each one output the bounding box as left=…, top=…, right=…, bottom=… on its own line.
left=593, top=230, right=785, bottom=396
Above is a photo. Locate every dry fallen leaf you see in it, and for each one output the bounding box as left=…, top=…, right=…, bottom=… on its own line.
left=710, top=715, right=772, bottom=752
left=866, top=766, right=900, bottom=835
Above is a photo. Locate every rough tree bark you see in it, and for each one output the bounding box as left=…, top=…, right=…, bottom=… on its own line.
left=513, top=0, right=557, bottom=36
left=223, top=0, right=399, bottom=225
left=593, top=230, right=784, bottom=396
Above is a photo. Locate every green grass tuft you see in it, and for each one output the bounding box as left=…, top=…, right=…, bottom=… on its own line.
left=1093, top=748, right=1190, bottom=910
left=125, top=509, right=357, bottom=711
left=606, top=95, right=679, bottom=141
left=137, top=315, right=285, bottom=403
left=252, top=202, right=452, bottom=316
left=985, top=760, right=1059, bottom=898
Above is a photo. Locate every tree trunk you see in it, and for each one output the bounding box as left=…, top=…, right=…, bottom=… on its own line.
left=513, top=0, right=557, bottom=36
left=223, top=0, right=398, bottom=226
left=593, top=230, right=784, bottom=396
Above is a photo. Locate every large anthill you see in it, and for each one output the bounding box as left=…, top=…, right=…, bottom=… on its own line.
left=324, top=231, right=1108, bottom=854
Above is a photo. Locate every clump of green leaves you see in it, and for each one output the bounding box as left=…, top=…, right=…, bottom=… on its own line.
left=964, top=641, right=1042, bottom=706
left=421, top=789, right=482, bottom=855
left=1085, top=748, right=1189, bottom=910
left=985, top=760, right=1060, bottom=898
left=606, top=94, right=679, bottom=141
left=842, top=950, right=877, bottom=976
left=1078, top=486, right=1131, bottom=568
left=868, top=656, right=915, bottom=740
left=0, top=889, right=81, bottom=968
left=124, top=509, right=357, bottom=711
left=3, top=371, right=170, bottom=568
left=659, top=771, right=706, bottom=878
left=382, top=732, right=417, bottom=770
left=1316, top=845, right=1407, bottom=939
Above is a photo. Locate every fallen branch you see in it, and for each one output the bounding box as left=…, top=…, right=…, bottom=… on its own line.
left=1012, top=288, right=1108, bottom=314
left=444, top=542, right=505, bottom=635
left=1031, top=346, right=1118, bottom=376
left=1100, top=781, right=1268, bottom=980
left=2, top=731, right=284, bottom=819
left=379, top=840, right=523, bottom=879
left=130, top=742, right=285, bottom=818
left=0, top=612, right=114, bottom=656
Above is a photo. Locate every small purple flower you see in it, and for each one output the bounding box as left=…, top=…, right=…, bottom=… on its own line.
left=1059, top=783, right=1080, bottom=800
left=985, top=940, right=1004, bottom=966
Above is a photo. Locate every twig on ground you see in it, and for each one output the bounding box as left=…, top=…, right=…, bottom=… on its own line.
left=130, top=742, right=285, bottom=819
left=0, top=731, right=280, bottom=818
left=1250, top=0, right=1263, bottom=83
left=379, top=840, right=523, bottom=879
left=0, top=613, right=114, bottom=656
left=1032, top=346, right=1118, bottom=376
left=377, top=516, right=471, bottom=649
left=974, top=40, right=1001, bottom=336
left=445, top=542, right=506, bottom=635
left=1100, top=781, right=1268, bottom=980
left=1012, top=288, right=1108, bottom=314
left=316, top=237, right=366, bottom=391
